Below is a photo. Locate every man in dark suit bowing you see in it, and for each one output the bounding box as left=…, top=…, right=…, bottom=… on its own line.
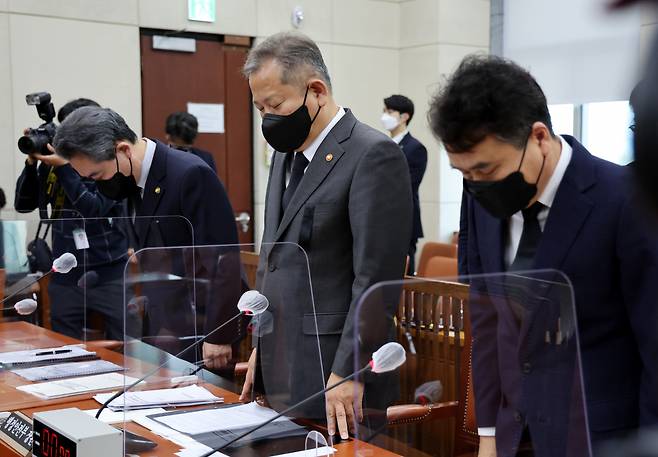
left=429, top=55, right=658, bottom=456
left=52, top=106, right=240, bottom=371
left=381, top=94, right=428, bottom=274
left=239, top=32, right=412, bottom=440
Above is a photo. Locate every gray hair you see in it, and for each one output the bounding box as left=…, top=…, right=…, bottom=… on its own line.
left=243, top=32, right=332, bottom=91
left=53, top=106, right=137, bottom=162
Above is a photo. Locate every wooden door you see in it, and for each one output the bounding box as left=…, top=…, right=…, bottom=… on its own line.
left=139, top=30, right=254, bottom=244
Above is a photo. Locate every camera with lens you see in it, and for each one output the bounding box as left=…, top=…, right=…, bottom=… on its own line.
left=17, top=92, right=57, bottom=156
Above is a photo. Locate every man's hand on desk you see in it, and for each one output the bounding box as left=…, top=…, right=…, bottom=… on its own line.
left=202, top=342, right=232, bottom=370
left=239, top=348, right=257, bottom=402
left=478, top=436, right=497, bottom=457
left=325, top=372, right=364, bottom=440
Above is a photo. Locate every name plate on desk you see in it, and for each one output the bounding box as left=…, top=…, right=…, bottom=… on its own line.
left=0, top=411, right=33, bottom=456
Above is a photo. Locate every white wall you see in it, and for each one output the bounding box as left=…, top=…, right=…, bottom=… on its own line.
left=0, top=0, right=492, bottom=255
left=503, top=0, right=643, bottom=105
left=399, top=0, right=490, bottom=250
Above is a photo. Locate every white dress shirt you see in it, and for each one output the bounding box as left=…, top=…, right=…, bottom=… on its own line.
left=392, top=129, right=409, bottom=145
left=286, top=107, right=346, bottom=185
left=479, top=135, right=572, bottom=437
left=138, top=138, right=156, bottom=198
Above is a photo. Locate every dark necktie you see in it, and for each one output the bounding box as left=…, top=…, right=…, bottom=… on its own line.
left=509, top=201, right=545, bottom=271
left=281, top=152, right=309, bottom=214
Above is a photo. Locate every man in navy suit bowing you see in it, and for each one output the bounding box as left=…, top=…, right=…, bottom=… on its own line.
left=381, top=94, right=427, bottom=274
left=428, top=55, right=658, bottom=456
left=53, top=106, right=240, bottom=372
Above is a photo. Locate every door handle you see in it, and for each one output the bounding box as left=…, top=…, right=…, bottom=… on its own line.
left=235, top=212, right=251, bottom=233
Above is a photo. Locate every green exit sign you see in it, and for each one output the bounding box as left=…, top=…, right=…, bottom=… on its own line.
left=188, top=0, right=216, bottom=23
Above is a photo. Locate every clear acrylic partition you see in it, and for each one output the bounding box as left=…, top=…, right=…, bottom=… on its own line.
left=352, top=270, right=591, bottom=457
left=118, top=242, right=328, bottom=455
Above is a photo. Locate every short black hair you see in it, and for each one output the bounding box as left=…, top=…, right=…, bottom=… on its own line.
left=384, top=94, right=415, bottom=124
left=165, top=112, right=199, bottom=145
left=428, top=54, right=554, bottom=153
left=57, top=98, right=100, bottom=123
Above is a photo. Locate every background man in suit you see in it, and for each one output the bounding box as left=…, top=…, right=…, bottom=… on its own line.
left=15, top=98, right=127, bottom=340
left=239, top=32, right=412, bottom=440
left=53, top=106, right=241, bottom=371
left=381, top=94, right=427, bottom=274
left=165, top=111, right=217, bottom=173
left=428, top=55, right=658, bottom=456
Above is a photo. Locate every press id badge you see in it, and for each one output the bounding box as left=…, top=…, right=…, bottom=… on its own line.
left=72, top=228, right=89, bottom=250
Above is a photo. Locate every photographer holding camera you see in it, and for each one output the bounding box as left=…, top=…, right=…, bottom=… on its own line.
left=14, top=94, right=128, bottom=340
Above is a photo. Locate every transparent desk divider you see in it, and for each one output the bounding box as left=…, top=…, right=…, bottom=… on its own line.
left=116, top=241, right=327, bottom=455
left=352, top=270, right=591, bottom=457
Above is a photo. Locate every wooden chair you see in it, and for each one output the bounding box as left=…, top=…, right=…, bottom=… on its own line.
left=417, top=242, right=458, bottom=276
left=240, top=251, right=259, bottom=289
left=423, top=256, right=459, bottom=278
left=385, top=277, right=478, bottom=456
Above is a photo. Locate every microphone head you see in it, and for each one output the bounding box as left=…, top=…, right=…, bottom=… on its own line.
left=237, top=290, right=269, bottom=315
left=52, top=252, right=77, bottom=273
left=370, top=342, right=406, bottom=374
left=77, top=270, right=99, bottom=288
left=14, top=298, right=38, bottom=316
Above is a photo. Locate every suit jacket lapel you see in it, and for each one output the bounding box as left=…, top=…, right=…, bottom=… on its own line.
left=274, top=110, right=357, bottom=241
left=534, top=137, right=596, bottom=271
left=136, top=141, right=167, bottom=245
left=475, top=205, right=506, bottom=273
left=265, top=151, right=286, bottom=241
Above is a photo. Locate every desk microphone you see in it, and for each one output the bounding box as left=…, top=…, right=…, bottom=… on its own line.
left=0, top=252, right=77, bottom=306
left=200, top=342, right=407, bottom=455
left=95, top=289, right=269, bottom=419
left=1, top=298, right=38, bottom=315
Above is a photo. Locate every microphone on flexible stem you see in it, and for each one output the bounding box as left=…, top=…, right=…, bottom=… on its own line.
left=1, top=297, right=38, bottom=316
left=77, top=270, right=99, bottom=289
left=199, top=342, right=407, bottom=456
left=0, top=252, right=78, bottom=307
left=94, top=289, right=269, bottom=420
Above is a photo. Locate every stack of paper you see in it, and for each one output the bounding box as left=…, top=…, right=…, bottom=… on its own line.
left=0, top=345, right=97, bottom=369
left=12, top=360, right=124, bottom=381
left=16, top=372, right=140, bottom=399
left=93, top=384, right=223, bottom=411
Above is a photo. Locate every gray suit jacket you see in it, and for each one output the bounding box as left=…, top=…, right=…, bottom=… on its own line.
left=255, top=109, right=412, bottom=414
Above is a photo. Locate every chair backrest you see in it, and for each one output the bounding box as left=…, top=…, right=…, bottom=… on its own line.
left=240, top=251, right=260, bottom=289
left=417, top=242, right=458, bottom=276
left=423, top=256, right=458, bottom=278
left=394, top=277, right=476, bottom=455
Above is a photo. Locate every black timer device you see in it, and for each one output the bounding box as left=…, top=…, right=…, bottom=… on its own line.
left=32, top=408, right=122, bottom=457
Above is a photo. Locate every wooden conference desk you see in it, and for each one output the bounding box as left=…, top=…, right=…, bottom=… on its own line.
left=0, top=322, right=400, bottom=457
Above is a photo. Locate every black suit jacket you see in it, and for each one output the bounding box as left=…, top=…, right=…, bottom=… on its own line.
left=189, top=147, right=217, bottom=174
left=134, top=140, right=240, bottom=345
left=399, top=133, right=427, bottom=240
left=461, top=137, right=658, bottom=456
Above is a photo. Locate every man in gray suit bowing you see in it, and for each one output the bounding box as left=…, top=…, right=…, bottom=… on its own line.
left=239, top=32, right=412, bottom=441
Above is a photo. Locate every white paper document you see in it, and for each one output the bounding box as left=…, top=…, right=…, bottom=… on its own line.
left=83, top=407, right=166, bottom=424
left=12, top=359, right=124, bottom=381
left=93, top=384, right=222, bottom=411
left=0, top=344, right=96, bottom=368
left=16, top=372, right=139, bottom=399
left=152, top=401, right=287, bottom=435
left=187, top=102, right=225, bottom=133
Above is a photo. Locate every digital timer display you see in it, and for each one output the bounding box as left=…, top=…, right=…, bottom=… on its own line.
left=32, top=419, right=77, bottom=457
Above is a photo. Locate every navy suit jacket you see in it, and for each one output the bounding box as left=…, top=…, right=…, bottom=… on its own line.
left=399, top=133, right=427, bottom=240
left=134, top=140, right=240, bottom=345
left=460, top=136, right=658, bottom=456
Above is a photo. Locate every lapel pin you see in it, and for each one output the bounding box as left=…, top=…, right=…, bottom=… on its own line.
left=325, top=153, right=333, bottom=162
left=155, top=186, right=161, bottom=194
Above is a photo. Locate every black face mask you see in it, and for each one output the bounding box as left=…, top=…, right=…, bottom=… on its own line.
left=261, top=86, right=321, bottom=153
left=96, top=153, right=140, bottom=201
left=463, top=138, right=546, bottom=219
